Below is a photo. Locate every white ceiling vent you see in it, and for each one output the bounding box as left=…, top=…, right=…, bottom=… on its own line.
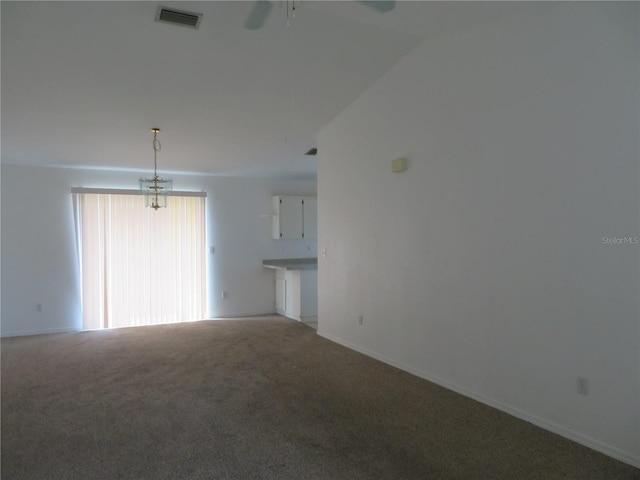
left=155, top=6, right=202, bottom=29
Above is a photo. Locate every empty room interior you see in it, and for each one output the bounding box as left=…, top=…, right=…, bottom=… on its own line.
left=1, top=1, right=639, bottom=478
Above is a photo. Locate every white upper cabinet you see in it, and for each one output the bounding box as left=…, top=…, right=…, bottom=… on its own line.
left=302, top=196, right=317, bottom=240
left=274, top=196, right=303, bottom=239
left=272, top=196, right=317, bottom=240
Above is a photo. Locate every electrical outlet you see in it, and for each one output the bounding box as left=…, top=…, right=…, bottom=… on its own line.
left=36, top=303, right=43, bottom=312
left=358, top=315, right=363, bottom=325
left=221, top=291, right=227, bottom=299
left=577, top=376, right=589, bottom=395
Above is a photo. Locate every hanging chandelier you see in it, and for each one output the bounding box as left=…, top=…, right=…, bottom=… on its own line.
left=139, top=128, right=173, bottom=210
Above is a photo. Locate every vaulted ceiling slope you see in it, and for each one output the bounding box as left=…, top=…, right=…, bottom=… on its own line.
left=1, top=1, right=529, bottom=179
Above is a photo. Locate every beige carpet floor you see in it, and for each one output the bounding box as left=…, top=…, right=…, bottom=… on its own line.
left=2, top=316, right=638, bottom=479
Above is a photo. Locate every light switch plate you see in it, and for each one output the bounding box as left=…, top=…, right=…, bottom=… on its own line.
left=392, top=157, right=407, bottom=173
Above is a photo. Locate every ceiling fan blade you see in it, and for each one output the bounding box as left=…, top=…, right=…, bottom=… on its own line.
left=358, top=1, right=396, bottom=13
left=244, top=1, right=273, bottom=30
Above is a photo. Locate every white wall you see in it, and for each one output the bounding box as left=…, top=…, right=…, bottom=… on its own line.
left=1, top=164, right=316, bottom=336
left=317, top=2, right=639, bottom=466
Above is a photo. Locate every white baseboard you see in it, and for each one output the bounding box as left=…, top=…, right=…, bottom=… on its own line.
left=317, top=330, right=640, bottom=469
left=1, top=326, right=79, bottom=338
left=208, top=310, right=279, bottom=319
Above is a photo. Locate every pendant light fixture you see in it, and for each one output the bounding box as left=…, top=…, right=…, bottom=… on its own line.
left=139, top=128, right=173, bottom=210
left=286, top=0, right=298, bottom=27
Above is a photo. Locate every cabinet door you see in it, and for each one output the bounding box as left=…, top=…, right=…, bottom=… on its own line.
left=285, top=270, right=301, bottom=320
left=278, top=197, right=304, bottom=239
left=302, top=197, right=317, bottom=239
left=299, top=269, right=318, bottom=320
left=275, top=276, right=286, bottom=314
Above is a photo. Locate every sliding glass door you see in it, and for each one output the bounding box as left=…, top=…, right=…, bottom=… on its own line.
left=73, top=191, right=206, bottom=330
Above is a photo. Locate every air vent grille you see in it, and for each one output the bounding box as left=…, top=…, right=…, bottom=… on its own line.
left=155, top=6, right=202, bottom=29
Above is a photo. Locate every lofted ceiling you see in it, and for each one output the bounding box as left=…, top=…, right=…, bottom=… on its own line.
left=1, top=1, right=521, bottom=179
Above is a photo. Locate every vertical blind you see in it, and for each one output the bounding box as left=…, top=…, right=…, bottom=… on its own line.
left=73, top=190, right=206, bottom=330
